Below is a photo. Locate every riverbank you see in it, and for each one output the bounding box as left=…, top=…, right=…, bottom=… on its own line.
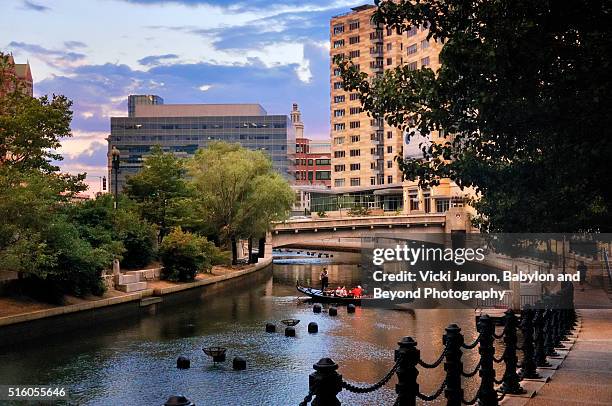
left=0, top=257, right=272, bottom=330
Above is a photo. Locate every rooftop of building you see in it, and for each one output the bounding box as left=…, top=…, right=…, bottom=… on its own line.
left=130, top=103, right=268, bottom=118
left=332, top=3, right=375, bottom=19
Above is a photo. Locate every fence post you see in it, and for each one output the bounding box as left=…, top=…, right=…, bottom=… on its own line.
left=476, top=315, right=497, bottom=406
left=309, top=358, right=343, bottom=406
left=395, top=337, right=419, bottom=406
left=543, top=296, right=559, bottom=357
left=519, top=305, right=540, bottom=379
left=552, top=293, right=565, bottom=345
left=500, top=309, right=524, bottom=394
left=533, top=304, right=551, bottom=367
left=443, top=323, right=464, bottom=406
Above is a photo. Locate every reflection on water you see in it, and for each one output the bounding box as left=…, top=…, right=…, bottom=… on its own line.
left=0, top=252, right=482, bottom=406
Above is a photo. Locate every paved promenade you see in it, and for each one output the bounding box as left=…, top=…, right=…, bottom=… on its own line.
left=527, top=285, right=612, bottom=405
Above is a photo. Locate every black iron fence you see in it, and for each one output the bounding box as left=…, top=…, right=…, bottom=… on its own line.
left=300, top=282, right=577, bottom=405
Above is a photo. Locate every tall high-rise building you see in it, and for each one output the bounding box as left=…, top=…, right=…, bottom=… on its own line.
left=108, top=95, right=295, bottom=192
left=327, top=4, right=469, bottom=214
left=330, top=4, right=442, bottom=190
left=291, top=103, right=331, bottom=187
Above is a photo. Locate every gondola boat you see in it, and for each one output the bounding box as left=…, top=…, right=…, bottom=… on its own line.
left=296, top=283, right=413, bottom=306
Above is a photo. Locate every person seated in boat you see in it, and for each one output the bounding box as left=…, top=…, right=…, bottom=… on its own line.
left=351, top=285, right=363, bottom=298
left=339, top=286, right=348, bottom=297
left=334, top=286, right=343, bottom=297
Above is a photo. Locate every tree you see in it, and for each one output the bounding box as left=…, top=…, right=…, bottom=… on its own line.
left=338, top=0, right=612, bottom=232
left=187, top=142, right=294, bottom=264
left=124, top=145, right=190, bottom=242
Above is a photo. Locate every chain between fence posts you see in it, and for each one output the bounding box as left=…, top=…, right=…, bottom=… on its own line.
left=309, top=358, right=342, bottom=406
left=395, top=337, right=419, bottom=406
left=443, top=324, right=464, bottom=406
left=500, top=309, right=525, bottom=394
left=476, top=315, right=497, bottom=406
left=519, top=304, right=541, bottom=379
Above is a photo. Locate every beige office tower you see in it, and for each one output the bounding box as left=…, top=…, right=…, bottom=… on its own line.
left=329, top=4, right=467, bottom=214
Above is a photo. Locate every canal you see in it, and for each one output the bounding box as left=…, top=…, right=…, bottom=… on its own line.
left=0, top=250, right=480, bottom=405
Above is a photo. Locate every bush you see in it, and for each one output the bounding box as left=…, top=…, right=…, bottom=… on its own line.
left=115, top=212, right=157, bottom=269
left=159, top=228, right=221, bottom=281
left=317, top=210, right=327, bottom=218
left=348, top=206, right=371, bottom=216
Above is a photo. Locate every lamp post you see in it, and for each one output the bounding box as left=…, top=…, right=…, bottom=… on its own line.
left=111, top=146, right=120, bottom=209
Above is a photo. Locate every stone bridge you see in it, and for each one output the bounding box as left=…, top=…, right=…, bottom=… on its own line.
left=271, top=207, right=473, bottom=249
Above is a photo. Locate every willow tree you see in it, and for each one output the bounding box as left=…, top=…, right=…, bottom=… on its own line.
left=187, top=142, right=294, bottom=264
left=337, top=0, right=612, bottom=232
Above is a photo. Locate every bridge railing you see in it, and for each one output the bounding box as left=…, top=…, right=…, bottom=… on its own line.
left=299, top=283, right=577, bottom=406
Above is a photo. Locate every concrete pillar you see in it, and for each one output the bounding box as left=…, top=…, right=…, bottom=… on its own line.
left=265, top=231, right=273, bottom=258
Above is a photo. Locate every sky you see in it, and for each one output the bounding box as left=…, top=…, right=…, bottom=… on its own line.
left=1, top=0, right=368, bottom=193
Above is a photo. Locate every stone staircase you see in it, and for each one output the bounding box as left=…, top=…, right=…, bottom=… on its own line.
left=115, top=273, right=148, bottom=293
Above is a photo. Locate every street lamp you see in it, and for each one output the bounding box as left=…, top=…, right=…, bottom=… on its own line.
left=111, top=146, right=120, bottom=209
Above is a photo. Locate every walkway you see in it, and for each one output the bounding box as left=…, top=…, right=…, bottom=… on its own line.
left=526, top=284, right=612, bottom=405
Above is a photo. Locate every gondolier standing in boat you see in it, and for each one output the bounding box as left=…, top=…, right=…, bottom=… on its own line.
left=320, top=268, right=329, bottom=291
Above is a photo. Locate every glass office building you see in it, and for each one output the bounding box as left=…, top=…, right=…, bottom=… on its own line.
left=108, top=96, right=295, bottom=191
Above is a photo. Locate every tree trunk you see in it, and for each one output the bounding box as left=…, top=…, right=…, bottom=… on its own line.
left=248, top=237, right=253, bottom=264
left=258, top=237, right=266, bottom=258
left=231, top=236, right=238, bottom=265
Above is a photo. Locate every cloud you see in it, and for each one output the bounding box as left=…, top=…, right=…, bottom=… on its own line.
left=22, top=0, right=50, bottom=12
left=138, top=53, right=179, bottom=66
left=198, top=84, right=212, bottom=91
left=64, top=41, right=87, bottom=50
left=7, top=41, right=87, bottom=70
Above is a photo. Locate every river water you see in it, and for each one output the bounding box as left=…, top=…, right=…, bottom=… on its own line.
left=0, top=250, right=481, bottom=405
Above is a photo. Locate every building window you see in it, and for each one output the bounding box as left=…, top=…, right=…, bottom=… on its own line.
left=421, top=39, right=429, bottom=49
left=350, top=177, right=361, bottom=186
left=407, top=61, right=417, bottom=71
left=349, top=149, right=361, bottom=157
left=370, top=162, right=376, bottom=169
left=387, top=57, right=392, bottom=65
left=406, top=26, right=417, bottom=37
left=349, top=93, right=360, bottom=101
left=387, top=175, right=393, bottom=184
left=334, top=164, right=345, bottom=172
left=316, top=171, right=331, bottom=180
left=370, top=177, right=376, bottom=185
left=436, top=198, right=450, bottom=213
left=386, top=43, right=392, bottom=51
left=409, top=190, right=419, bottom=211
left=333, top=24, right=344, bottom=35
left=308, top=171, right=313, bottom=181
left=387, top=131, right=393, bottom=139
left=333, top=39, right=345, bottom=48
left=350, top=135, right=360, bottom=142
left=421, top=57, right=430, bottom=67
left=334, top=123, right=345, bottom=131
left=334, top=179, right=345, bottom=187
left=349, top=20, right=359, bottom=30
left=387, top=146, right=393, bottom=153
left=307, top=159, right=313, bottom=166
left=334, top=151, right=345, bottom=158
left=350, top=163, right=361, bottom=171
left=333, top=109, right=345, bottom=117
left=386, top=27, right=393, bottom=36
left=387, top=160, right=392, bottom=168
left=349, top=50, right=360, bottom=58
left=349, top=121, right=360, bottom=129
left=334, top=95, right=345, bottom=103
left=334, top=68, right=342, bottom=76
left=334, top=136, right=345, bottom=145
left=349, top=107, right=361, bottom=115
left=316, top=159, right=331, bottom=165
left=407, top=43, right=417, bottom=54
left=349, top=36, right=360, bottom=44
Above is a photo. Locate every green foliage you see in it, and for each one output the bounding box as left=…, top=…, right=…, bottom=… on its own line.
left=159, top=227, right=226, bottom=281
left=187, top=142, right=294, bottom=263
left=124, top=145, right=191, bottom=241
left=348, top=206, right=371, bottom=217
left=338, top=1, right=612, bottom=232
left=67, top=194, right=157, bottom=269
left=317, top=210, right=327, bottom=218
